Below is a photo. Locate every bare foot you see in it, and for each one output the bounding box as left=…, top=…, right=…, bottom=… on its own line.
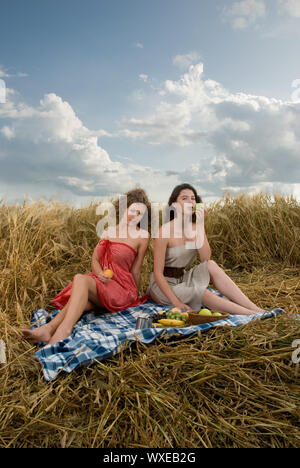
left=21, top=324, right=52, bottom=344
left=48, top=326, right=72, bottom=345
left=252, top=307, right=266, bottom=314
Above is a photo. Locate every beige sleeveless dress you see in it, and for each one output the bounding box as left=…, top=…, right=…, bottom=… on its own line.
left=148, top=243, right=210, bottom=309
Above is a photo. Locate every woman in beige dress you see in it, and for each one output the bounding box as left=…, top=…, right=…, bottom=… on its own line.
left=148, top=184, right=265, bottom=316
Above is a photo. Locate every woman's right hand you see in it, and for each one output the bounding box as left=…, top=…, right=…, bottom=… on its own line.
left=173, top=302, right=192, bottom=311
left=97, top=271, right=111, bottom=284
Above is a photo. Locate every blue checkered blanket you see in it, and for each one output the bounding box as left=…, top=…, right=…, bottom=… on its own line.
left=31, top=289, right=285, bottom=382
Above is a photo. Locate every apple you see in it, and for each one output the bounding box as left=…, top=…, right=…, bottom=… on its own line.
left=104, top=269, right=114, bottom=279
left=193, top=203, right=204, bottom=213
left=212, top=312, right=222, bottom=317
left=198, top=309, right=212, bottom=316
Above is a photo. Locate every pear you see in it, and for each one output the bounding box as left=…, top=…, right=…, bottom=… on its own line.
left=212, top=312, right=222, bottom=317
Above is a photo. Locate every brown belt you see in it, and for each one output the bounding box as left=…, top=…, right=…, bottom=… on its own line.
left=163, top=266, right=185, bottom=278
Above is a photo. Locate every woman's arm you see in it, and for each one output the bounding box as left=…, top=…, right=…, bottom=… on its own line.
left=91, top=245, right=110, bottom=283
left=198, top=232, right=211, bottom=262
left=194, top=206, right=211, bottom=262
left=153, top=234, right=191, bottom=310
left=130, top=234, right=150, bottom=289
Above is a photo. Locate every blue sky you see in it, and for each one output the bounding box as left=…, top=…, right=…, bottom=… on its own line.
left=1, top=0, right=300, bottom=205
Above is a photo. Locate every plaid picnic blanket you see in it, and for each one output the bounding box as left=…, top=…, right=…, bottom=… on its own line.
left=31, top=288, right=285, bottom=382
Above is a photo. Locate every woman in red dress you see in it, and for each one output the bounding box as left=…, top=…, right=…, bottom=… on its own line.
left=22, top=189, right=151, bottom=346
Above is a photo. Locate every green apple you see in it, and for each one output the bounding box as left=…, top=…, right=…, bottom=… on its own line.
left=198, top=309, right=212, bottom=316
left=193, top=203, right=204, bottom=213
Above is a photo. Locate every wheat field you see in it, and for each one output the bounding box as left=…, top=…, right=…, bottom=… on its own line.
left=0, top=192, right=299, bottom=448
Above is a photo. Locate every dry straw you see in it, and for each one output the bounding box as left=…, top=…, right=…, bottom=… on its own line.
left=0, top=192, right=299, bottom=448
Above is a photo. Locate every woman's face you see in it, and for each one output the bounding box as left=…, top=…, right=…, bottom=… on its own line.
left=175, top=189, right=196, bottom=216
left=126, top=202, right=147, bottom=225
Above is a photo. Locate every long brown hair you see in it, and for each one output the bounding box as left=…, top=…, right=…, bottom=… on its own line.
left=113, top=187, right=151, bottom=231
left=167, top=183, right=202, bottom=223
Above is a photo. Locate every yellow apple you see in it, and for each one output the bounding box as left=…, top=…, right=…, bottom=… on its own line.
left=198, top=309, right=212, bottom=316
left=104, top=269, right=114, bottom=279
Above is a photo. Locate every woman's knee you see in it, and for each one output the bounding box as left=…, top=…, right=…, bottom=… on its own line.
left=73, top=273, right=88, bottom=285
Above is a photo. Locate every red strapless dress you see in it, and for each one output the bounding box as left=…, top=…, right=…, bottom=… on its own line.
left=52, top=239, right=149, bottom=313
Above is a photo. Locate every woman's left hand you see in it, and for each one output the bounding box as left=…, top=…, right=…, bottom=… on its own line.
left=194, top=203, right=206, bottom=220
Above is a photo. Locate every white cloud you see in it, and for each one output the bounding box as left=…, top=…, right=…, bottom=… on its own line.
left=0, top=90, right=176, bottom=200
left=0, top=65, right=28, bottom=78
left=117, top=62, right=300, bottom=198
left=118, top=63, right=222, bottom=146
left=0, top=70, right=10, bottom=79
left=223, top=0, right=266, bottom=29
left=129, top=88, right=146, bottom=103
left=1, top=62, right=300, bottom=203
left=134, top=42, right=144, bottom=49
left=139, top=74, right=148, bottom=82
left=1, top=125, right=15, bottom=139
left=278, top=0, right=300, bottom=17
left=172, top=52, right=201, bottom=70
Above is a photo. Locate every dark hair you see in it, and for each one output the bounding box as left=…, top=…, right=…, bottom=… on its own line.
left=167, top=183, right=202, bottom=222
left=113, top=187, right=151, bottom=231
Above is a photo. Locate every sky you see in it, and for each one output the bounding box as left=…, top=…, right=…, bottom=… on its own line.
left=0, top=0, right=300, bottom=206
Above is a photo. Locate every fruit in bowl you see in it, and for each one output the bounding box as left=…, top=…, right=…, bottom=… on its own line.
left=198, top=308, right=212, bottom=316
left=166, top=309, right=188, bottom=323
left=152, top=308, right=188, bottom=328
left=157, top=319, right=186, bottom=327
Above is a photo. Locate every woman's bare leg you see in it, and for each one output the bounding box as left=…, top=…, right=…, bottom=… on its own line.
left=202, top=289, right=258, bottom=316
left=45, top=299, right=96, bottom=337
left=21, top=286, right=99, bottom=344
left=207, top=260, right=264, bottom=313
left=48, top=274, right=104, bottom=345
left=21, top=307, right=68, bottom=344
